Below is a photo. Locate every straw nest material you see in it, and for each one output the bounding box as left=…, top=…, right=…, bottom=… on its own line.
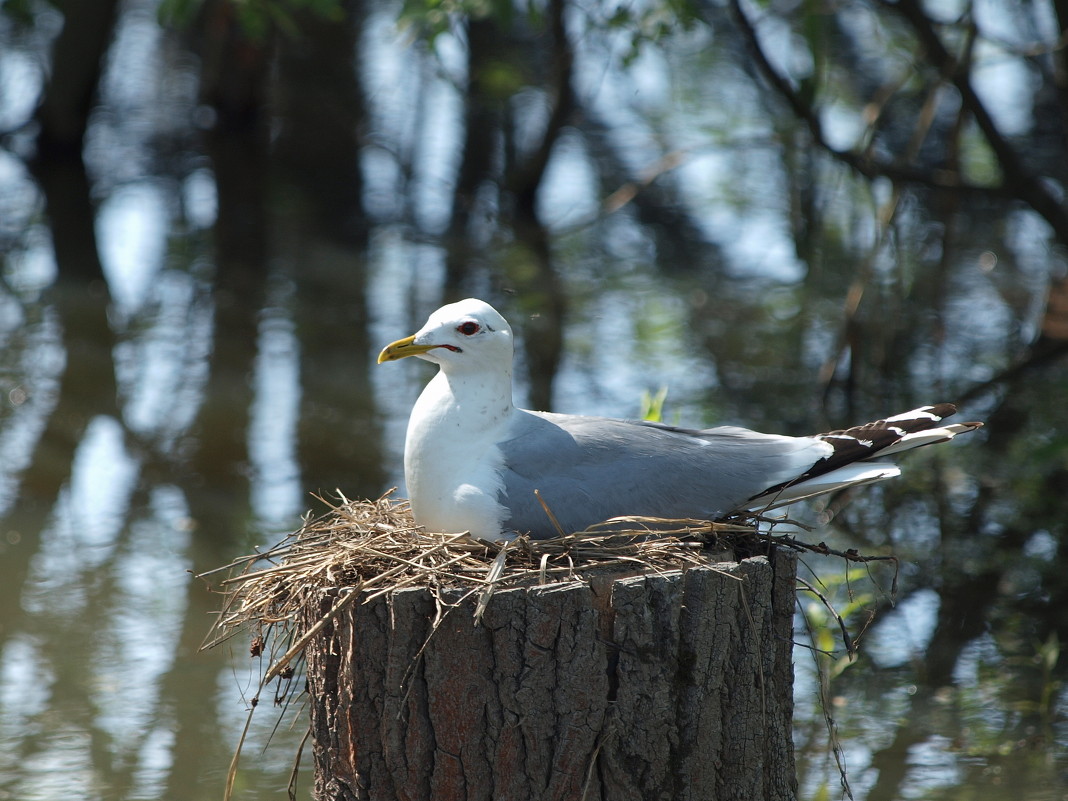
left=201, top=491, right=899, bottom=682
left=201, top=490, right=767, bottom=682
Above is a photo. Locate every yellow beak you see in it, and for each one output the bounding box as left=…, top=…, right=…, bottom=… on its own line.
left=377, top=334, right=440, bottom=364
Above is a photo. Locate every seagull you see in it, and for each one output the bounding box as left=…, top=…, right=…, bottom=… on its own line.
left=378, top=298, right=982, bottom=541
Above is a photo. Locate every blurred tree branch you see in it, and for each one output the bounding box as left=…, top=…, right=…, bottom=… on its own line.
left=725, top=0, right=1068, bottom=404
left=887, top=0, right=1068, bottom=245
left=725, top=0, right=1068, bottom=246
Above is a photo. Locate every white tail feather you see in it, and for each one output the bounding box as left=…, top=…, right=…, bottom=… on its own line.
left=872, top=424, right=974, bottom=457
left=749, top=463, right=901, bottom=512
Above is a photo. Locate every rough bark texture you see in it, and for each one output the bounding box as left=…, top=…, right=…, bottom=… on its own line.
left=305, top=550, right=797, bottom=801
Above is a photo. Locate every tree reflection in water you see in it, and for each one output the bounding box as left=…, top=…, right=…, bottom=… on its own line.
left=0, top=0, right=1065, bottom=798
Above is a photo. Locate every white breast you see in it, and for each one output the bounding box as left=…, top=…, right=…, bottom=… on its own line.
left=403, top=371, right=511, bottom=540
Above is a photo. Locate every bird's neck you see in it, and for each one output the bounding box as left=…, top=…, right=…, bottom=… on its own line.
left=412, top=367, right=515, bottom=433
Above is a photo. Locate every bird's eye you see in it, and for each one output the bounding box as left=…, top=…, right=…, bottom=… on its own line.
left=457, top=321, right=480, bottom=336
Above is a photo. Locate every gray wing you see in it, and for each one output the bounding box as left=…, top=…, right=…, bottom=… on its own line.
left=497, top=410, right=829, bottom=538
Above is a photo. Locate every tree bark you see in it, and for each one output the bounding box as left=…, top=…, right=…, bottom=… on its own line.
left=305, top=550, right=798, bottom=801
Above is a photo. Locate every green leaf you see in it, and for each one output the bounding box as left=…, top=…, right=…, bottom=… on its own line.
left=640, top=386, right=669, bottom=422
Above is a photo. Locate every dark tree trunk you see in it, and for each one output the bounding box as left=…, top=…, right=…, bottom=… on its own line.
left=33, top=0, right=121, bottom=160
left=305, top=551, right=798, bottom=801
left=270, top=2, right=383, bottom=499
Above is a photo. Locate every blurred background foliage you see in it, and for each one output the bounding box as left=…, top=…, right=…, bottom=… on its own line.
left=1, top=0, right=1067, bottom=797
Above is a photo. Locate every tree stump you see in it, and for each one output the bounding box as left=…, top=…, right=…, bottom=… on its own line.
left=305, top=549, right=797, bottom=801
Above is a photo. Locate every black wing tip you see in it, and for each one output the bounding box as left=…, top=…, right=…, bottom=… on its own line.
left=925, top=402, right=958, bottom=418
left=810, top=401, right=983, bottom=474
left=824, top=402, right=982, bottom=438
left=897, top=402, right=984, bottom=431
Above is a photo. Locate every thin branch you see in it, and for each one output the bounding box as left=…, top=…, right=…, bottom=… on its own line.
left=724, top=0, right=1068, bottom=243
left=888, top=0, right=1068, bottom=244
left=796, top=594, right=856, bottom=801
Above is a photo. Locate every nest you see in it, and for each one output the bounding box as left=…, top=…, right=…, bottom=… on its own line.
left=201, top=491, right=764, bottom=683
left=201, top=490, right=903, bottom=682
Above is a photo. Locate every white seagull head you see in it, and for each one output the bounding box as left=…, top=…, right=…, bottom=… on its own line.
left=378, top=298, right=514, bottom=372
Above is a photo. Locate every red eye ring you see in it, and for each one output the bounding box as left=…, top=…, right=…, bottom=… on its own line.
left=457, top=321, right=480, bottom=336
